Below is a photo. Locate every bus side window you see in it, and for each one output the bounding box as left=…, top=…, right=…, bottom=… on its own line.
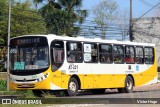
left=67, top=52, right=75, bottom=62
left=113, top=45, right=124, bottom=63
left=125, top=46, right=135, bottom=63
left=144, top=47, right=154, bottom=64
left=91, top=44, right=98, bottom=63
left=51, top=40, right=64, bottom=71
left=99, top=44, right=112, bottom=63
left=53, top=49, right=63, bottom=63
left=67, top=42, right=82, bottom=63
left=135, top=47, right=144, bottom=64
left=83, top=43, right=98, bottom=63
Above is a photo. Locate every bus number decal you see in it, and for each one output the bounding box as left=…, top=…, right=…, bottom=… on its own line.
left=68, top=64, right=78, bottom=73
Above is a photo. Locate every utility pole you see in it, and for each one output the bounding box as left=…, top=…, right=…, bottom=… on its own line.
left=130, top=0, right=134, bottom=41
left=7, top=0, right=11, bottom=91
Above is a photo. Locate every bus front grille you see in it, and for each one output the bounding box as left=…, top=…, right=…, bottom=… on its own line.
left=16, top=79, right=36, bottom=82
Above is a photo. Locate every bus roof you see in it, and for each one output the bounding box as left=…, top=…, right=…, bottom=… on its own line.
left=11, top=34, right=155, bottom=47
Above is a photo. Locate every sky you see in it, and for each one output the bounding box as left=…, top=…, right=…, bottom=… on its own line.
left=80, top=0, right=160, bottom=40
left=19, top=0, right=160, bottom=39
left=82, top=0, right=160, bottom=19
left=25, top=0, right=160, bottom=19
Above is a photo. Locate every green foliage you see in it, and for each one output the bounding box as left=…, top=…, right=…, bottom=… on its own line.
left=0, top=64, right=6, bottom=72
left=17, top=90, right=37, bottom=98
left=0, top=79, right=7, bottom=91
left=34, top=0, right=87, bottom=36
left=0, top=0, right=46, bottom=46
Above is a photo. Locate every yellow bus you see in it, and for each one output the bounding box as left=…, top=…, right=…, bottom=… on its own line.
left=9, top=34, right=158, bottom=96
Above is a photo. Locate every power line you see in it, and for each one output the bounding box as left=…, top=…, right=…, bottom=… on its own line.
left=139, top=0, right=154, bottom=7
left=134, top=1, right=160, bottom=23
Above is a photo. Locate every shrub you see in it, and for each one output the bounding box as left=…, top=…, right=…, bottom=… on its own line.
left=0, top=79, right=7, bottom=91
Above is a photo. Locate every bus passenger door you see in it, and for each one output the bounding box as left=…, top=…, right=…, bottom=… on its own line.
left=50, top=40, right=65, bottom=89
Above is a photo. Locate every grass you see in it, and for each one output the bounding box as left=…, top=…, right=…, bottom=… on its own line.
left=0, top=79, right=7, bottom=90
left=0, top=90, right=56, bottom=98
left=0, top=90, right=37, bottom=98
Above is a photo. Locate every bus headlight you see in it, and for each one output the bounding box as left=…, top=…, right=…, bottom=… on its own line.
left=37, top=73, right=49, bottom=82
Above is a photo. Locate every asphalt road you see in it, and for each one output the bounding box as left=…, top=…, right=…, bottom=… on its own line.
left=63, top=83, right=160, bottom=106
left=75, top=89, right=160, bottom=98
left=73, top=82, right=160, bottom=98
left=47, top=89, right=160, bottom=107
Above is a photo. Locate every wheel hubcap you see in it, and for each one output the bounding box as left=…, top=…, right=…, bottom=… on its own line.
left=69, top=81, right=76, bottom=93
left=127, top=80, right=132, bottom=89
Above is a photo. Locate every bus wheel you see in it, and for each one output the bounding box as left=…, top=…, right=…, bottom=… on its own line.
left=125, top=76, right=133, bottom=93
left=67, top=78, right=79, bottom=96
left=118, top=76, right=133, bottom=93
left=91, top=89, right=106, bottom=94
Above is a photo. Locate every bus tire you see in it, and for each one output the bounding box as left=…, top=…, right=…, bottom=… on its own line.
left=66, top=77, right=79, bottom=96
left=118, top=76, right=133, bottom=93
left=91, top=89, right=106, bottom=94
left=125, top=76, right=134, bottom=93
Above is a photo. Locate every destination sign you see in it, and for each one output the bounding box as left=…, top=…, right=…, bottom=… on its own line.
left=10, top=36, right=48, bottom=46
left=17, top=38, right=40, bottom=45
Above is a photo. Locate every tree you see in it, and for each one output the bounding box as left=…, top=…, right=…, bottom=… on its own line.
left=33, top=0, right=88, bottom=36
left=0, top=0, right=8, bottom=45
left=58, top=0, right=87, bottom=23
left=0, top=0, right=46, bottom=46
left=57, top=0, right=87, bottom=36
left=92, top=0, right=118, bottom=39
left=116, top=9, right=130, bottom=41
left=39, top=1, right=66, bottom=34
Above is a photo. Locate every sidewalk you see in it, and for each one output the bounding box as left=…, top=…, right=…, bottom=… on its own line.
left=104, top=82, right=160, bottom=93
left=133, top=82, right=160, bottom=92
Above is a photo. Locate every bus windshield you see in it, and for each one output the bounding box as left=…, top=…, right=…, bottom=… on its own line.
left=10, top=46, right=49, bottom=70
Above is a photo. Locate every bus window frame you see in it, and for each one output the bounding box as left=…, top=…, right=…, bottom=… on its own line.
left=83, top=42, right=98, bottom=63
left=113, top=44, right=124, bottom=64
left=99, top=43, right=113, bottom=64
left=144, top=46, right=154, bottom=64
left=135, top=46, right=144, bottom=64
left=50, top=40, right=65, bottom=72
left=66, top=41, right=83, bottom=63
left=125, top=45, right=135, bottom=64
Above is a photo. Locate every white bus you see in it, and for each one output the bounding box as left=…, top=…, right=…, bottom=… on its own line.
left=9, top=34, right=158, bottom=96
